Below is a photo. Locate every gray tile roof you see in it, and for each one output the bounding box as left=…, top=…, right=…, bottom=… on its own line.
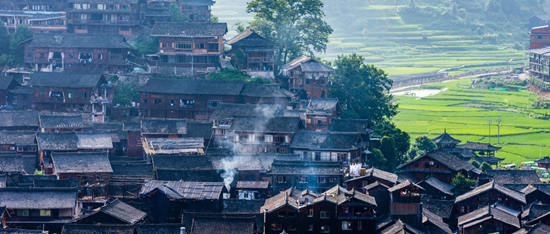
left=456, top=141, right=501, bottom=151
left=189, top=217, right=256, bottom=234
left=30, top=72, right=103, bottom=88
left=455, top=180, right=526, bottom=204
left=432, top=131, right=461, bottom=145
left=29, top=33, right=130, bottom=49
left=421, top=176, right=454, bottom=196
left=0, top=155, right=29, bottom=174
left=51, top=152, right=113, bottom=174
left=486, top=169, right=542, bottom=185
left=151, top=22, right=227, bottom=37
left=422, top=208, right=452, bottom=233
left=270, top=159, right=342, bottom=176
left=77, top=199, right=146, bottom=225
left=140, top=79, right=244, bottom=96
left=290, top=130, right=366, bottom=151
left=344, top=167, right=398, bottom=184
left=0, top=111, right=38, bottom=128
left=458, top=205, right=521, bottom=229
left=281, top=55, right=333, bottom=73
left=39, top=114, right=85, bottom=129
left=0, top=188, right=77, bottom=209
left=397, top=150, right=480, bottom=174
left=261, top=188, right=299, bottom=213
left=422, top=198, right=454, bottom=219
left=141, top=119, right=187, bottom=135
left=236, top=181, right=269, bottom=189
left=315, top=185, right=377, bottom=206
left=0, top=132, right=36, bottom=145
left=226, top=29, right=273, bottom=47
left=61, top=224, right=134, bottom=234
left=229, top=117, right=302, bottom=133
left=328, top=119, right=372, bottom=133
left=37, top=132, right=112, bottom=151
left=209, top=103, right=285, bottom=120
left=139, top=180, right=225, bottom=200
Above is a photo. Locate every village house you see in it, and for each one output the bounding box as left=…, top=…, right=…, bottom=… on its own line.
left=396, top=150, right=481, bottom=184
left=0, top=154, right=36, bottom=175
left=529, top=47, right=550, bottom=82
left=530, top=25, right=550, bottom=49
left=151, top=155, right=220, bottom=182
left=270, top=159, right=342, bottom=193
left=303, top=98, right=340, bottom=131
left=141, top=0, right=178, bottom=25
left=7, top=0, right=69, bottom=12
left=139, top=79, right=291, bottom=120
left=138, top=180, right=226, bottom=223
left=280, top=55, right=334, bottom=98
left=148, top=22, right=227, bottom=76
left=233, top=181, right=270, bottom=200
left=74, top=199, right=146, bottom=225
left=0, top=10, right=66, bottom=33
left=521, top=184, right=550, bottom=204
left=458, top=205, right=521, bottom=234
left=36, top=132, right=113, bottom=171
left=417, top=176, right=454, bottom=200
left=344, top=167, right=398, bottom=191
left=38, top=113, right=88, bottom=132
left=0, top=111, right=39, bottom=131
left=0, top=187, right=79, bottom=233
left=25, top=33, right=131, bottom=73
left=213, top=116, right=303, bottom=154
left=536, top=156, right=550, bottom=170
left=388, top=180, right=424, bottom=226
left=66, top=0, right=141, bottom=36
left=29, top=73, right=109, bottom=123
left=181, top=0, right=214, bottom=22
left=480, top=169, right=542, bottom=188
left=226, top=29, right=275, bottom=79
left=290, top=130, right=369, bottom=165
left=454, top=180, right=527, bottom=216
left=421, top=208, right=453, bottom=234
left=0, top=132, right=37, bottom=156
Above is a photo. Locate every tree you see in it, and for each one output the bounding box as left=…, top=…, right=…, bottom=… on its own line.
left=208, top=68, right=272, bottom=83
left=380, top=136, right=403, bottom=172
left=329, top=54, right=397, bottom=125
left=480, top=162, right=493, bottom=171
left=132, top=35, right=158, bottom=56
left=9, top=26, right=32, bottom=66
left=452, top=173, right=476, bottom=195
left=113, top=84, right=140, bottom=106
left=246, top=0, right=333, bottom=67
left=0, top=24, right=9, bottom=55
left=471, top=160, right=481, bottom=168
left=369, top=148, right=389, bottom=171
left=408, top=136, right=437, bottom=158
left=169, top=3, right=186, bottom=22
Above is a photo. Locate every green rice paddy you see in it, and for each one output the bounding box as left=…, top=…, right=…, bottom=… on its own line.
left=393, top=79, right=550, bottom=164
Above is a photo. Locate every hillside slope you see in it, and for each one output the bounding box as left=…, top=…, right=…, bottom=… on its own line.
left=213, top=0, right=545, bottom=76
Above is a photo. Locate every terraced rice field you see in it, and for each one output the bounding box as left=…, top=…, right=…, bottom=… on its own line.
left=213, top=0, right=528, bottom=76
left=393, top=78, right=550, bottom=164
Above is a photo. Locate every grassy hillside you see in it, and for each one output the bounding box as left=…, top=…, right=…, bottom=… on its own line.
left=394, top=78, right=550, bottom=164
left=213, top=0, right=544, bottom=76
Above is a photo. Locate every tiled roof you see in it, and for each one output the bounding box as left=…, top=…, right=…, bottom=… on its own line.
left=397, top=150, right=480, bottom=174
left=37, top=132, right=112, bottom=151
left=0, top=111, right=38, bottom=128
left=39, top=114, right=85, bottom=129
left=456, top=141, right=501, bottom=151
left=0, top=132, right=36, bottom=145
left=151, top=22, right=227, bottom=37
left=51, top=152, right=112, bottom=174
left=486, top=169, right=542, bottom=185
left=29, top=33, right=130, bottom=49
left=0, top=188, right=77, bottom=209
left=139, top=180, right=225, bottom=200
left=270, top=159, right=342, bottom=176
left=458, top=205, right=521, bottom=229
left=387, top=180, right=424, bottom=193
left=280, top=55, right=334, bottom=73
left=141, top=119, right=187, bottom=135
left=30, top=72, right=103, bottom=88
left=236, top=181, right=269, bottom=189
left=229, top=117, right=302, bottom=133
left=420, top=176, right=454, bottom=196
left=290, top=130, right=366, bottom=151
left=422, top=198, right=454, bottom=219
left=455, top=180, right=526, bottom=204
left=77, top=199, right=146, bottom=225
left=344, top=167, right=398, bottom=185
left=422, top=208, right=452, bottom=233
left=432, top=131, right=461, bottom=145
left=139, top=79, right=244, bottom=96
left=328, top=119, right=371, bottom=133
left=189, top=217, right=256, bottom=234
left=261, top=189, right=299, bottom=213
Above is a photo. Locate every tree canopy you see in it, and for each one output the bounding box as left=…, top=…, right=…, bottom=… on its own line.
left=329, top=54, right=397, bottom=125
left=452, top=173, right=476, bottom=195
left=408, top=136, right=437, bottom=159
left=208, top=68, right=272, bottom=83
left=246, top=0, right=333, bottom=68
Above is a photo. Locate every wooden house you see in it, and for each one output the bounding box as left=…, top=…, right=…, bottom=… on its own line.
left=303, top=98, right=340, bottom=131
left=454, top=181, right=527, bottom=215
left=180, top=0, right=214, bottom=22
left=290, top=130, right=369, bottom=165
left=417, top=176, right=454, bottom=200
left=270, top=159, right=342, bottom=193
left=481, top=170, right=542, bottom=187
left=0, top=187, right=78, bottom=233
left=151, top=155, right=220, bottom=182
left=364, top=182, right=390, bottom=218
left=141, top=0, right=178, bottom=25
left=10, top=0, right=68, bottom=11
left=25, top=33, right=131, bottom=73
left=66, top=0, right=141, bottom=36
left=138, top=79, right=291, bottom=120
left=213, top=116, right=303, bottom=154
left=521, top=184, right=550, bottom=205
left=0, top=132, right=37, bottom=156
left=458, top=205, right=521, bottom=234
left=0, top=111, right=39, bottom=131
left=36, top=132, right=113, bottom=170
left=148, top=22, right=227, bottom=76
left=50, top=152, right=112, bottom=181
left=233, top=181, right=270, bottom=200
left=260, top=189, right=300, bottom=234
left=280, top=56, right=334, bottom=98
left=74, top=199, right=146, bottom=225
left=396, top=150, right=481, bottom=184
left=0, top=10, right=66, bottom=33
left=30, top=73, right=109, bottom=122
left=530, top=25, right=550, bottom=49
left=226, top=29, right=275, bottom=79
left=0, top=154, right=36, bottom=175
left=344, top=167, right=398, bottom=191
left=388, top=180, right=424, bottom=226
left=139, top=180, right=226, bottom=223
left=38, top=113, right=87, bottom=132
left=536, top=157, right=550, bottom=170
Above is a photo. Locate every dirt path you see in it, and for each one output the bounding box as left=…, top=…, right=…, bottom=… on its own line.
left=391, top=70, right=511, bottom=92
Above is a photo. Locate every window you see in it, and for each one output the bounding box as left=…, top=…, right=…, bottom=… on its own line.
left=154, top=99, right=162, bottom=104
left=97, top=4, right=106, bottom=10
left=80, top=14, right=88, bottom=20
left=68, top=93, right=74, bottom=99
left=308, top=208, right=314, bottom=217
left=161, top=55, right=168, bottom=63
left=40, top=209, right=51, bottom=216
left=264, top=135, right=273, bottom=143
left=277, top=176, right=286, bottom=183
left=320, top=225, right=330, bottom=233
left=82, top=4, right=90, bottom=9
left=342, top=221, right=352, bottom=230
left=207, top=43, right=219, bottom=52
left=308, top=224, right=314, bottom=231
left=176, top=43, right=192, bottom=49
left=284, top=136, right=290, bottom=143
left=21, top=209, right=29, bottom=216
left=50, top=91, right=63, bottom=98
left=320, top=210, right=329, bottom=219
left=234, top=135, right=239, bottom=142
left=318, top=177, right=327, bottom=184
left=9, top=146, right=15, bottom=151
left=170, top=100, right=175, bottom=106
left=198, top=43, right=205, bottom=49
left=207, top=100, right=222, bottom=108
left=300, top=176, right=307, bottom=183
left=82, top=92, right=87, bottom=98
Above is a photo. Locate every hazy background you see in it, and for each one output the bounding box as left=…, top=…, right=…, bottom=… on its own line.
left=214, top=0, right=547, bottom=76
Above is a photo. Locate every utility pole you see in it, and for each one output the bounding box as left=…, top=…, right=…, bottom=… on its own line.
left=497, top=120, right=501, bottom=145
left=488, top=120, right=492, bottom=145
